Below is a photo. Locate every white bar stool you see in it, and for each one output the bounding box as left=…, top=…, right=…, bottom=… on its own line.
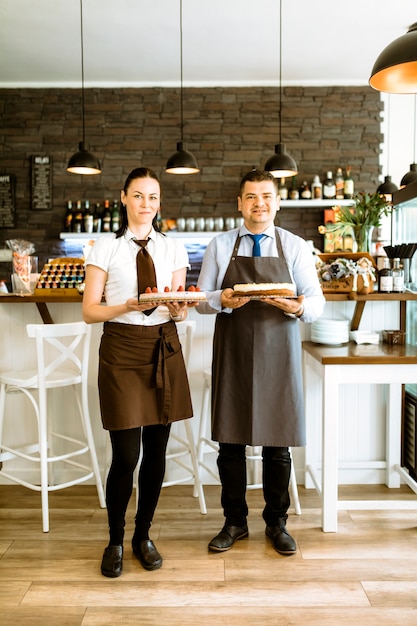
left=0, top=321, right=106, bottom=532
left=196, top=368, right=301, bottom=515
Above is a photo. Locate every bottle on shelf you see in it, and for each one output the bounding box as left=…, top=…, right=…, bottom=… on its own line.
left=289, top=177, right=299, bottom=200
left=278, top=178, right=288, bottom=200
left=102, top=199, right=111, bottom=232
left=392, top=258, right=405, bottom=293
left=311, top=174, right=322, bottom=199
left=323, top=171, right=336, bottom=199
left=299, top=180, right=312, bottom=199
left=73, top=200, right=83, bottom=233
left=65, top=200, right=73, bottom=232
left=335, top=167, right=344, bottom=200
left=344, top=166, right=354, bottom=199
left=111, top=200, right=120, bottom=232
left=93, top=203, right=102, bottom=233
left=83, top=199, right=93, bottom=234
left=378, top=257, right=393, bottom=293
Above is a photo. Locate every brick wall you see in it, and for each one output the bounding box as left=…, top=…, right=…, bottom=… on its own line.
left=0, top=86, right=382, bottom=266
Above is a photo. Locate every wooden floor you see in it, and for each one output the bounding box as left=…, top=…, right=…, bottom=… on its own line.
left=1, top=483, right=417, bottom=625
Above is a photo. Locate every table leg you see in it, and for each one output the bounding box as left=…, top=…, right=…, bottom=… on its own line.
left=386, top=383, right=402, bottom=488
left=322, top=365, right=339, bottom=532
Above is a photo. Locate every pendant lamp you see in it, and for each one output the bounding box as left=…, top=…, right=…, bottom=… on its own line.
left=400, top=95, right=417, bottom=188
left=67, top=0, right=101, bottom=175
left=264, top=0, right=297, bottom=178
left=166, top=0, right=199, bottom=175
left=369, top=23, right=417, bottom=94
left=376, top=95, right=398, bottom=201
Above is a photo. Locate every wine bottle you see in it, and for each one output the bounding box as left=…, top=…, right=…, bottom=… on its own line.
left=102, top=199, right=111, bottom=232
left=392, top=258, right=404, bottom=293
left=335, top=167, right=344, bottom=200
left=73, top=200, right=83, bottom=233
left=83, top=200, right=93, bottom=234
left=323, top=171, right=336, bottom=199
left=300, top=180, right=312, bottom=199
left=111, top=200, right=120, bottom=232
left=65, top=200, right=73, bottom=232
left=344, top=166, right=354, bottom=199
left=311, top=175, right=322, bottom=199
left=93, top=203, right=102, bottom=233
left=378, top=257, right=393, bottom=293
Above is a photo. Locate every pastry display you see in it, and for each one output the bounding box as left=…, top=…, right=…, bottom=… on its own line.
left=232, top=282, right=296, bottom=297
left=34, top=258, right=85, bottom=295
left=139, top=285, right=206, bottom=303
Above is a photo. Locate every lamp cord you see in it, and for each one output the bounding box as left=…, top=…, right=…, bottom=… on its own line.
left=80, top=0, right=86, bottom=145
left=278, top=0, right=282, bottom=143
left=179, top=0, right=184, bottom=143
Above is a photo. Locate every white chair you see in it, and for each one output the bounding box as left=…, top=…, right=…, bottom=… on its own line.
left=196, top=367, right=301, bottom=515
left=162, top=321, right=207, bottom=514
left=0, top=321, right=106, bottom=532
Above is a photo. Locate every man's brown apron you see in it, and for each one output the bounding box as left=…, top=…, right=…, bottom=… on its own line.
left=99, top=320, right=193, bottom=431
left=212, top=229, right=305, bottom=447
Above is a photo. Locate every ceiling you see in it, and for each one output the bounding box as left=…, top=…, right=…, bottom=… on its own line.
left=1, top=0, right=416, bottom=89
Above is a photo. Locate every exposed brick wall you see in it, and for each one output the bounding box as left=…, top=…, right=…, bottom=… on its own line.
left=0, top=86, right=382, bottom=266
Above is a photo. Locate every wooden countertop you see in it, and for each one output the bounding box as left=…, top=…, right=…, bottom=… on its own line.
left=302, top=340, right=417, bottom=365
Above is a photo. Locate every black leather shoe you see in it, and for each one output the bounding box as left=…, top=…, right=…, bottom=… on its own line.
left=265, top=521, right=296, bottom=555
left=132, top=538, right=163, bottom=571
left=101, top=545, right=123, bottom=578
left=208, top=524, right=249, bottom=552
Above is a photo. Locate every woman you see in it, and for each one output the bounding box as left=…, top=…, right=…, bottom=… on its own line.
left=83, top=167, right=193, bottom=577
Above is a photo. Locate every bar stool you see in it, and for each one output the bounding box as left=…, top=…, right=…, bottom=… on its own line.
left=0, top=321, right=106, bottom=532
left=196, top=368, right=301, bottom=515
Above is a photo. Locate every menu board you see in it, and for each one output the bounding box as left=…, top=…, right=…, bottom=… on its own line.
left=31, top=155, right=53, bottom=210
left=0, top=174, right=16, bottom=227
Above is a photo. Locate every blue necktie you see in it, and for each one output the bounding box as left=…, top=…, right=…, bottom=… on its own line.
left=248, top=234, right=264, bottom=257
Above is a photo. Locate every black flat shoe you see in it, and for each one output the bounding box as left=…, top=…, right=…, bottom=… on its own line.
left=265, top=522, right=297, bottom=555
left=101, top=545, right=123, bottom=578
left=132, top=538, right=162, bottom=571
left=208, top=524, right=249, bottom=552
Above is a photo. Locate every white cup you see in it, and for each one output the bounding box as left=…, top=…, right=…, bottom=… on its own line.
left=176, top=217, right=186, bottom=232
left=225, top=217, right=235, bottom=230
left=214, top=217, right=224, bottom=231
left=185, top=217, right=195, bottom=232
left=205, top=217, right=214, bottom=232
left=195, top=217, right=205, bottom=231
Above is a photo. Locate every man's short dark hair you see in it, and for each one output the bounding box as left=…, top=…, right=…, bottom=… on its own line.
left=239, top=169, right=279, bottom=197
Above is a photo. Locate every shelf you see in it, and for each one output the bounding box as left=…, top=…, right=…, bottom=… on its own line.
left=280, top=199, right=355, bottom=208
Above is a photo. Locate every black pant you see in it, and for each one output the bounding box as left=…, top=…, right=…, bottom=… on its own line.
left=106, top=424, right=171, bottom=545
left=217, top=443, right=291, bottom=527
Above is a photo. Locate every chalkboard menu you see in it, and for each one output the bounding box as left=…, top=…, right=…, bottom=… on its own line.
left=0, top=174, right=16, bottom=228
left=31, top=155, right=53, bottom=210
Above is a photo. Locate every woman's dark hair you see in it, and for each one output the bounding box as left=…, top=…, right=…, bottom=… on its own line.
left=115, top=167, right=162, bottom=238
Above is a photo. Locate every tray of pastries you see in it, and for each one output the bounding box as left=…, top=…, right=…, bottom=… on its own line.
left=139, top=286, right=206, bottom=303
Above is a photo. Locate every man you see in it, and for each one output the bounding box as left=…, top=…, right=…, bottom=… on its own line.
left=197, top=169, right=325, bottom=555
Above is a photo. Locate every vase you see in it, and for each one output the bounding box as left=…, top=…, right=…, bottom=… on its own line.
left=353, top=225, right=374, bottom=253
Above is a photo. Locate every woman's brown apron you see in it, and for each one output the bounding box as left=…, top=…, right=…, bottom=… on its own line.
left=212, top=229, right=305, bottom=447
left=99, top=320, right=193, bottom=430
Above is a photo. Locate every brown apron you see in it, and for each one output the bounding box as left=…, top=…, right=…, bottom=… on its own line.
left=212, top=229, right=305, bottom=446
left=98, top=320, right=193, bottom=431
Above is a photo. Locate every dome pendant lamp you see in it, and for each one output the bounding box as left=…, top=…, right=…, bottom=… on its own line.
left=376, top=95, right=398, bottom=201
left=369, top=22, right=417, bottom=94
left=166, top=0, right=199, bottom=175
left=400, top=95, right=417, bottom=188
left=264, top=0, right=297, bottom=178
left=67, top=0, right=101, bottom=175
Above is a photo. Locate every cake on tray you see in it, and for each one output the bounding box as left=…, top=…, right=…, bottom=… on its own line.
left=232, top=282, right=296, bottom=297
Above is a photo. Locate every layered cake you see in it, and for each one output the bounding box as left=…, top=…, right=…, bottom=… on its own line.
left=232, top=282, right=296, bottom=297
left=139, top=285, right=206, bottom=302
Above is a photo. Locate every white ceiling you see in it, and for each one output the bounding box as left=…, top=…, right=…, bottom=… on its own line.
left=1, top=0, right=416, bottom=88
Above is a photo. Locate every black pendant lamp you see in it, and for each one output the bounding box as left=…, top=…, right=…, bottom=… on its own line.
left=166, top=0, right=199, bottom=175
left=264, top=0, right=297, bottom=178
left=67, top=0, right=101, bottom=175
left=369, top=23, right=417, bottom=94
left=400, top=95, right=417, bottom=188
left=376, top=95, right=398, bottom=201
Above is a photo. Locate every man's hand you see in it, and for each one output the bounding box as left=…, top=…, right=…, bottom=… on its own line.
left=221, top=288, right=250, bottom=309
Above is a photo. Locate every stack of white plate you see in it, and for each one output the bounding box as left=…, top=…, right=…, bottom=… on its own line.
left=310, top=318, right=350, bottom=345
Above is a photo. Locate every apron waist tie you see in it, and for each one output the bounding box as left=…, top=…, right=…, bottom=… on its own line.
left=155, top=324, right=175, bottom=420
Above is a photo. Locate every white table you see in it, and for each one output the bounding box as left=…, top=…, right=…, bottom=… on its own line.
left=303, top=340, right=417, bottom=532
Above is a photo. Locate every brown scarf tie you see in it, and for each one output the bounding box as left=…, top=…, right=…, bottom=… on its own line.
left=134, top=238, right=157, bottom=315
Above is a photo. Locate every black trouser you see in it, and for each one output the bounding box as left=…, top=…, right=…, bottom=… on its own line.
left=106, top=424, right=171, bottom=545
left=217, top=443, right=291, bottom=527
